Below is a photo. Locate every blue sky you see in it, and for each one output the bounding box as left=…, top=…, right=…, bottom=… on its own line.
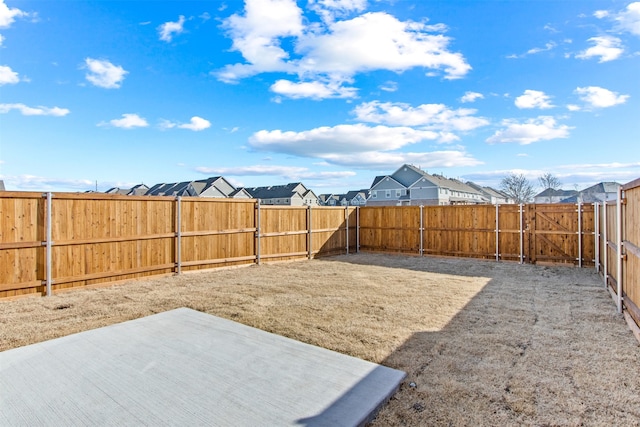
left=1, top=0, right=639, bottom=194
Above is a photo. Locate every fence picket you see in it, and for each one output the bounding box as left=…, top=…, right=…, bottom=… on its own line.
left=0, top=190, right=638, bottom=314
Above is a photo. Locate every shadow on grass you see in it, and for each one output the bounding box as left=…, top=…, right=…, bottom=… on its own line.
left=297, top=252, right=638, bottom=426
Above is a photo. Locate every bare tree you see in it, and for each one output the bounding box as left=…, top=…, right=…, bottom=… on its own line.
left=538, top=173, right=561, bottom=190
left=500, top=173, right=535, bottom=204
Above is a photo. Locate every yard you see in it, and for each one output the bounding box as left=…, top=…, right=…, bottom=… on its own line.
left=1, top=253, right=639, bottom=426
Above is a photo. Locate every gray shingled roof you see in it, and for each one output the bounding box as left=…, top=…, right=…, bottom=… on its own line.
left=402, top=164, right=482, bottom=195
left=561, top=182, right=621, bottom=203
left=191, top=177, right=227, bottom=196
left=370, top=176, right=385, bottom=188
left=243, top=183, right=307, bottom=199
left=465, top=182, right=509, bottom=200
left=535, top=188, right=578, bottom=198
left=128, top=184, right=149, bottom=196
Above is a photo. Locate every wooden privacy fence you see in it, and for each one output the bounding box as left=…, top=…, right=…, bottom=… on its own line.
left=358, top=203, right=595, bottom=265
left=0, top=192, right=356, bottom=299
left=2, top=189, right=637, bottom=318
left=597, top=178, right=640, bottom=331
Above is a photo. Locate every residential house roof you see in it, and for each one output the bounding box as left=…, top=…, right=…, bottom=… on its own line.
left=228, top=188, right=252, bottom=198
left=465, top=182, right=510, bottom=202
left=370, top=176, right=386, bottom=188
left=127, top=184, right=149, bottom=196
left=534, top=188, right=578, bottom=199
left=105, top=187, right=130, bottom=195
left=0, top=180, right=5, bottom=191
left=142, top=176, right=237, bottom=198
left=399, top=164, right=482, bottom=195
left=244, top=182, right=309, bottom=200
left=344, top=190, right=366, bottom=200
left=369, top=175, right=404, bottom=190
left=560, top=182, right=621, bottom=203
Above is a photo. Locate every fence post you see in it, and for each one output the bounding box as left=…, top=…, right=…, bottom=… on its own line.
left=495, top=204, right=499, bottom=262
left=419, top=205, right=424, bottom=257
left=44, top=192, right=53, bottom=297
left=176, top=196, right=182, bottom=275
left=603, top=201, right=608, bottom=289
left=256, top=200, right=261, bottom=265
left=345, top=206, right=349, bottom=255
left=356, top=206, right=360, bottom=253
left=308, top=205, right=313, bottom=260
left=528, top=204, right=536, bottom=264
left=577, top=201, right=582, bottom=268
left=519, top=204, right=524, bottom=264
left=594, top=203, right=600, bottom=273
left=616, top=187, right=623, bottom=313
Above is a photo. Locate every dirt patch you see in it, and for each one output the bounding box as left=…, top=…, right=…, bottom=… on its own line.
left=1, top=253, right=638, bottom=425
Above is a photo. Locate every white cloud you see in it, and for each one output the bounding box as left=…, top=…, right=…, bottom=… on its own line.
left=196, top=164, right=357, bottom=180
left=295, top=12, right=470, bottom=79
left=216, top=4, right=470, bottom=94
left=611, top=2, right=640, bottom=36
left=197, top=165, right=307, bottom=176
left=575, top=86, right=629, bottom=108
left=379, top=81, right=398, bottom=92
left=618, top=2, right=640, bottom=35
left=0, top=64, right=19, bottom=85
left=353, top=101, right=489, bottom=133
left=309, top=0, right=367, bottom=23
left=160, top=116, right=211, bottom=131
left=217, top=0, right=304, bottom=82
left=321, top=150, right=482, bottom=169
left=460, top=91, right=483, bottom=103
left=1, top=174, right=96, bottom=191
left=158, top=15, right=186, bottom=42
left=566, top=104, right=581, bottom=111
left=514, top=90, right=554, bottom=109
left=594, top=10, right=609, bottom=19
left=0, top=34, right=4, bottom=46
left=250, top=124, right=440, bottom=157
left=576, top=36, right=623, bottom=62
left=487, top=116, right=572, bottom=145
left=558, top=161, right=640, bottom=170
left=270, top=79, right=357, bottom=99
left=99, top=113, right=149, bottom=129
left=0, top=0, right=28, bottom=28
left=0, top=103, right=70, bottom=116
left=526, top=42, right=556, bottom=55
left=464, top=162, right=640, bottom=189
left=508, top=41, right=557, bottom=59
left=84, top=58, right=128, bottom=89
left=180, top=116, right=211, bottom=131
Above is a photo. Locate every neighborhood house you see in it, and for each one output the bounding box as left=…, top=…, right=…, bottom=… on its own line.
left=367, top=164, right=488, bottom=206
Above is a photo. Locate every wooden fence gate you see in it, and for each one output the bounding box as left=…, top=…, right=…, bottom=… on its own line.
left=526, top=203, right=595, bottom=266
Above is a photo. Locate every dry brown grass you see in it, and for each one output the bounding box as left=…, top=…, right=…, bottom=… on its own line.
left=1, top=253, right=639, bottom=426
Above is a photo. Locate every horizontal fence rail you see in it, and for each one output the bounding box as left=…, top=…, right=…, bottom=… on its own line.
left=358, top=203, right=595, bottom=266
left=0, top=192, right=356, bottom=298
left=597, top=178, right=640, bottom=333
left=1, top=187, right=637, bottom=322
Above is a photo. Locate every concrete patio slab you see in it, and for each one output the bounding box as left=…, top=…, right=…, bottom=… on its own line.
left=0, top=308, right=405, bottom=426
